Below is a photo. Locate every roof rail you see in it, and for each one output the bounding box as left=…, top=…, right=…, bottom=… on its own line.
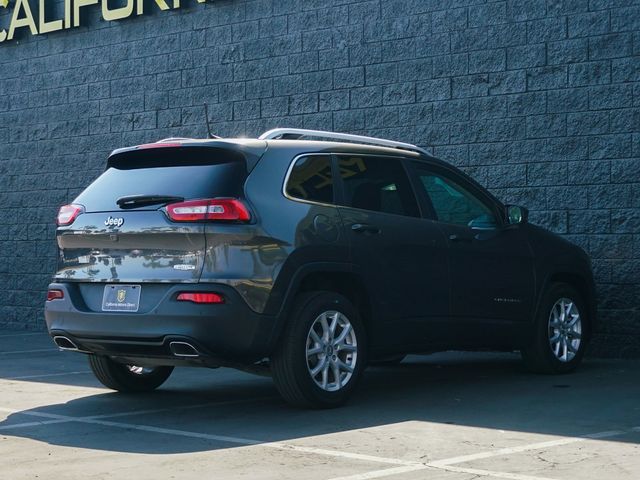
left=258, top=128, right=428, bottom=156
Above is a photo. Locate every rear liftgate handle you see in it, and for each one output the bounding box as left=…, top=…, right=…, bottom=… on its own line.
left=351, top=223, right=381, bottom=235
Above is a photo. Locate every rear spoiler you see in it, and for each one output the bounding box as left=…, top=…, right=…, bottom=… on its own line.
left=107, top=139, right=268, bottom=171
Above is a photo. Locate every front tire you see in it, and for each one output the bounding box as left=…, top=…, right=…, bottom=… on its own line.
left=521, top=282, right=589, bottom=374
left=88, top=354, right=174, bottom=392
left=271, top=291, right=367, bottom=408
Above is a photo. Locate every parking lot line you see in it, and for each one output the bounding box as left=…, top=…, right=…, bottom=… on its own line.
left=2, top=400, right=638, bottom=480
left=0, top=332, right=48, bottom=338
left=326, top=427, right=638, bottom=480
left=325, top=465, right=427, bottom=480
left=0, top=348, right=58, bottom=355
left=6, top=371, right=91, bottom=380
left=433, top=465, right=558, bottom=480
left=428, top=429, right=626, bottom=467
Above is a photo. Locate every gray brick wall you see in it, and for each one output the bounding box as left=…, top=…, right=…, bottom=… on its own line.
left=1, top=0, right=638, bottom=356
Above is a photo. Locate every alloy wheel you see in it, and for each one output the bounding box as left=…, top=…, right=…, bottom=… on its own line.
left=548, top=297, right=582, bottom=362
left=306, top=310, right=358, bottom=392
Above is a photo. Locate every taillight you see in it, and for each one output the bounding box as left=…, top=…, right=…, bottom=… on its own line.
left=176, top=292, right=225, bottom=304
left=57, top=204, right=84, bottom=226
left=166, top=198, right=250, bottom=222
left=47, top=289, right=64, bottom=301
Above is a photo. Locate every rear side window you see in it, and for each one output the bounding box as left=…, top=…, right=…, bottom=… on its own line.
left=75, top=147, right=247, bottom=212
left=285, top=155, right=334, bottom=204
left=337, top=155, right=419, bottom=218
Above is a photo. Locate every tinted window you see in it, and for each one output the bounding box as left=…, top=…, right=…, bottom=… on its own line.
left=337, top=156, right=419, bottom=217
left=286, top=156, right=334, bottom=204
left=413, top=163, right=497, bottom=228
left=76, top=149, right=246, bottom=212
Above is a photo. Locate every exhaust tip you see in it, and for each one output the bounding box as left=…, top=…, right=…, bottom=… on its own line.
left=169, top=341, right=200, bottom=358
left=53, top=336, right=79, bottom=351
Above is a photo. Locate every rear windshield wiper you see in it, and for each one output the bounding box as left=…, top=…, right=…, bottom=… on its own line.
left=116, top=194, right=184, bottom=208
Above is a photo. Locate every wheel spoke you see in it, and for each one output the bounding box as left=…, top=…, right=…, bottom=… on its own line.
left=329, top=312, right=339, bottom=337
left=311, top=358, right=327, bottom=376
left=549, top=332, right=561, bottom=343
left=321, top=364, right=329, bottom=389
left=333, top=323, right=351, bottom=345
left=336, top=358, right=354, bottom=373
left=567, top=314, right=580, bottom=327
left=319, top=313, right=330, bottom=342
left=332, top=362, right=341, bottom=389
left=336, top=343, right=357, bottom=352
left=307, top=346, right=323, bottom=357
left=309, top=328, right=323, bottom=346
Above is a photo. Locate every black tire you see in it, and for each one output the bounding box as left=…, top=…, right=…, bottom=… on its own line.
left=371, top=354, right=406, bottom=366
left=271, top=291, right=367, bottom=408
left=88, top=354, right=174, bottom=393
left=521, top=282, right=590, bottom=374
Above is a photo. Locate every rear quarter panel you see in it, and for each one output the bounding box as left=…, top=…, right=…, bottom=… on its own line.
left=200, top=146, right=350, bottom=315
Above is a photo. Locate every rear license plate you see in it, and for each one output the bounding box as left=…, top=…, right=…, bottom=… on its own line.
left=102, top=285, right=141, bottom=312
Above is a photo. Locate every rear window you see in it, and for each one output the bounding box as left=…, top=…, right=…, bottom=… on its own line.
left=75, top=147, right=247, bottom=212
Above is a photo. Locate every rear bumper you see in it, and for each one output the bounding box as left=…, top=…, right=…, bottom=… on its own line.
left=44, top=282, right=279, bottom=364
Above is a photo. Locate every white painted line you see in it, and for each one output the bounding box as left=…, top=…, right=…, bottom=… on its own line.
left=0, top=418, right=71, bottom=431
left=0, top=332, right=47, bottom=338
left=327, top=427, right=640, bottom=480
left=0, top=348, right=58, bottom=355
left=2, top=399, right=639, bottom=480
left=436, top=465, right=558, bottom=480
left=428, top=430, right=627, bottom=467
left=266, top=443, right=417, bottom=466
left=5, top=371, right=91, bottom=380
left=327, top=465, right=426, bottom=480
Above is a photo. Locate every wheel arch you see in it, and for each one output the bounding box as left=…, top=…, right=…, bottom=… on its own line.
left=271, top=263, right=374, bottom=349
left=540, top=270, right=598, bottom=337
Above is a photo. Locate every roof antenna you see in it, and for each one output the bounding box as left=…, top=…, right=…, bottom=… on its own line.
left=204, top=103, right=220, bottom=139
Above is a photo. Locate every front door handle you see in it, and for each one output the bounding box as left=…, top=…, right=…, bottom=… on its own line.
left=351, top=223, right=381, bottom=235
left=448, top=233, right=473, bottom=243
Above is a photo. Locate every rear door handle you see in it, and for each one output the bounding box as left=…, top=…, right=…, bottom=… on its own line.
left=351, top=223, right=381, bottom=235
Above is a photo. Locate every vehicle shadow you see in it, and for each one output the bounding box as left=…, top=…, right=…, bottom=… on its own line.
left=2, top=352, right=639, bottom=454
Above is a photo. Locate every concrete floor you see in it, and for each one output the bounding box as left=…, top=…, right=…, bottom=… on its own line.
left=1, top=329, right=638, bottom=480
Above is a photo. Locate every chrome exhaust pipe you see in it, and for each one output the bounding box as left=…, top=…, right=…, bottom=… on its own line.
left=169, top=341, right=200, bottom=358
left=53, top=336, right=79, bottom=351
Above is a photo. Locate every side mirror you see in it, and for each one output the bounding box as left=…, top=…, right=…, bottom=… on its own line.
left=506, top=205, right=528, bottom=226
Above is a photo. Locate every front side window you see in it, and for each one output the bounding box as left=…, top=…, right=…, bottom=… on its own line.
left=286, top=155, right=334, bottom=204
left=337, top=155, right=420, bottom=217
left=413, top=163, right=497, bottom=228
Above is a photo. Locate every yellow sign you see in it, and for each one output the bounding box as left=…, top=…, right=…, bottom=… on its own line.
left=0, top=0, right=207, bottom=43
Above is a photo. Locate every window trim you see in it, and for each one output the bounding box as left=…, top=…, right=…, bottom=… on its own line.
left=332, top=153, right=426, bottom=220
left=282, top=153, right=337, bottom=208
left=408, top=160, right=506, bottom=229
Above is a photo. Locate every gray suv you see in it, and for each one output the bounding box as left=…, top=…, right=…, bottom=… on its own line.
left=45, top=129, right=596, bottom=408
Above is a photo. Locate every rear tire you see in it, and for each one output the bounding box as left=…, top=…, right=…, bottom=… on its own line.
left=88, top=354, right=173, bottom=392
left=521, top=282, right=589, bottom=374
left=271, top=291, right=367, bottom=408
